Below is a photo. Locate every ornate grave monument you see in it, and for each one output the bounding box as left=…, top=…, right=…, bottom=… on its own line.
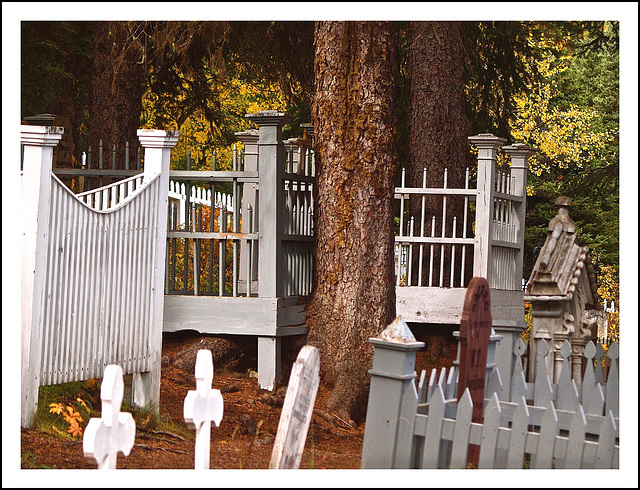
left=524, top=196, right=601, bottom=383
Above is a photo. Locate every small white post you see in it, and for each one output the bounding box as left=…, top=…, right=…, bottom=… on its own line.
left=183, top=350, right=224, bottom=469
left=83, top=365, right=136, bottom=469
left=21, top=125, right=64, bottom=428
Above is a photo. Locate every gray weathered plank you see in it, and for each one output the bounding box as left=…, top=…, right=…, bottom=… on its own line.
left=421, top=385, right=446, bottom=468
left=478, top=392, right=501, bottom=469
left=564, top=405, right=587, bottom=468
left=506, top=396, right=530, bottom=468
left=269, top=346, right=320, bottom=469
left=450, top=389, right=473, bottom=468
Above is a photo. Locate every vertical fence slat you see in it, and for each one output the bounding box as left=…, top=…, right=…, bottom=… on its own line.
left=478, top=392, right=501, bottom=469
left=506, top=396, right=530, bottom=468
left=531, top=401, right=559, bottom=469
left=450, top=389, right=473, bottom=468
left=564, top=405, right=587, bottom=469
left=421, top=385, right=446, bottom=468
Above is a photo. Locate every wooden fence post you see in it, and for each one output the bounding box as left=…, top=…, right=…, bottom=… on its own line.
left=21, top=125, right=64, bottom=428
left=245, top=111, right=293, bottom=391
left=134, top=129, right=179, bottom=410
left=494, top=142, right=535, bottom=399
left=361, top=316, right=425, bottom=469
left=236, top=129, right=259, bottom=286
left=501, top=143, right=534, bottom=280
left=467, top=134, right=506, bottom=284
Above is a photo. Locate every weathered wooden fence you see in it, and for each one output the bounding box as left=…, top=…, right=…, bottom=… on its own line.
left=395, top=138, right=533, bottom=320
left=395, top=138, right=536, bottom=389
left=161, top=112, right=314, bottom=391
left=361, top=307, right=619, bottom=468
left=21, top=125, right=177, bottom=428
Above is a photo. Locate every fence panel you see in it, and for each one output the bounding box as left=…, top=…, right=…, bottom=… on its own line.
left=22, top=126, right=177, bottom=427
left=40, top=174, right=162, bottom=385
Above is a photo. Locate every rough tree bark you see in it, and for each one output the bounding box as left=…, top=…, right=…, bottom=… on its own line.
left=406, top=21, right=472, bottom=287
left=88, top=22, right=144, bottom=170
left=306, top=21, right=398, bottom=422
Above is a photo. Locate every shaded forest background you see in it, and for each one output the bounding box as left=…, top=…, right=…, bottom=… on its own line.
left=20, top=19, right=621, bottom=296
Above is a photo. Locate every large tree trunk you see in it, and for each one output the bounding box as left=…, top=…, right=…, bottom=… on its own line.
left=406, top=21, right=472, bottom=288
left=88, top=22, right=144, bottom=172
left=306, top=21, right=398, bottom=423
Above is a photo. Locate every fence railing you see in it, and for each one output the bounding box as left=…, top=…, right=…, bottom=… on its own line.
left=394, top=137, right=533, bottom=292
left=165, top=143, right=259, bottom=297
left=52, top=140, right=143, bottom=192
left=21, top=125, right=177, bottom=428
left=164, top=118, right=315, bottom=299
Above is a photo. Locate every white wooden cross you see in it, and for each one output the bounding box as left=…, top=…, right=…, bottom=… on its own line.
left=83, top=365, right=136, bottom=469
left=183, top=349, right=224, bottom=469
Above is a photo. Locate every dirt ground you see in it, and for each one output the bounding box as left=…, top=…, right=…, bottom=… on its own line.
left=19, top=326, right=458, bottom=474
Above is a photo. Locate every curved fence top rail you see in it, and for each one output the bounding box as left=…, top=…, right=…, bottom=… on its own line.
left=51, top=172, right=159, bottom=215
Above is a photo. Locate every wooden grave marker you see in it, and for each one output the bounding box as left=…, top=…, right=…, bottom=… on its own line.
left=183, top=349, right=224, bottom=469
left=83, top=365, right=136, bottom=469
left=457, top=276, right=493, bottom=468
left=269, top=345, right=320, bottom=469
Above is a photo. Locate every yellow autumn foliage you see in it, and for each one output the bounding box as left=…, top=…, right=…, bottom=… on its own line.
left=510, top=29, right=613, bottom=185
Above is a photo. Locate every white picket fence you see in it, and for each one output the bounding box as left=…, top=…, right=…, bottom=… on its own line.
left=413, top=386, right=618, bottom=469
left=394, top=138, right=532, bottom=292
left=421, top=338, right=619, bottom=419
left=167, top=180, right=234, bottom=230
left=21, top=125, right=178, bottom=428
left=361, top=318, right=620, bottom=469
left=394, top=138, right=534, bottom=332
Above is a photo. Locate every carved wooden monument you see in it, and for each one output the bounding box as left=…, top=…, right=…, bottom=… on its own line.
left=524, top=196, right=601, bottom=384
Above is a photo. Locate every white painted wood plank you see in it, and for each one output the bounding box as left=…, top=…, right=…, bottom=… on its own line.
left=450, top=389, right=473, bottom=468
left=564, top=405, right=587, bottom=469
left=581, top=342, right=605, bottom=416
left=595, top=410, right=618, bottom=469
left=605, top=342, right=619, bottom=418
left=506, top=396, right=530, bottom=468
left=478, top=393, right=502, bottom=469
left=163, top=295, right=279, bottom=335
left=531, top=401, right=558, bottom=469
left=421, top=385, right=446, bottom=468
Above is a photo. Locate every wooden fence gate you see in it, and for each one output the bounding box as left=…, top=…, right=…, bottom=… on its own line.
left=21, top=125, right=178, bottom=427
